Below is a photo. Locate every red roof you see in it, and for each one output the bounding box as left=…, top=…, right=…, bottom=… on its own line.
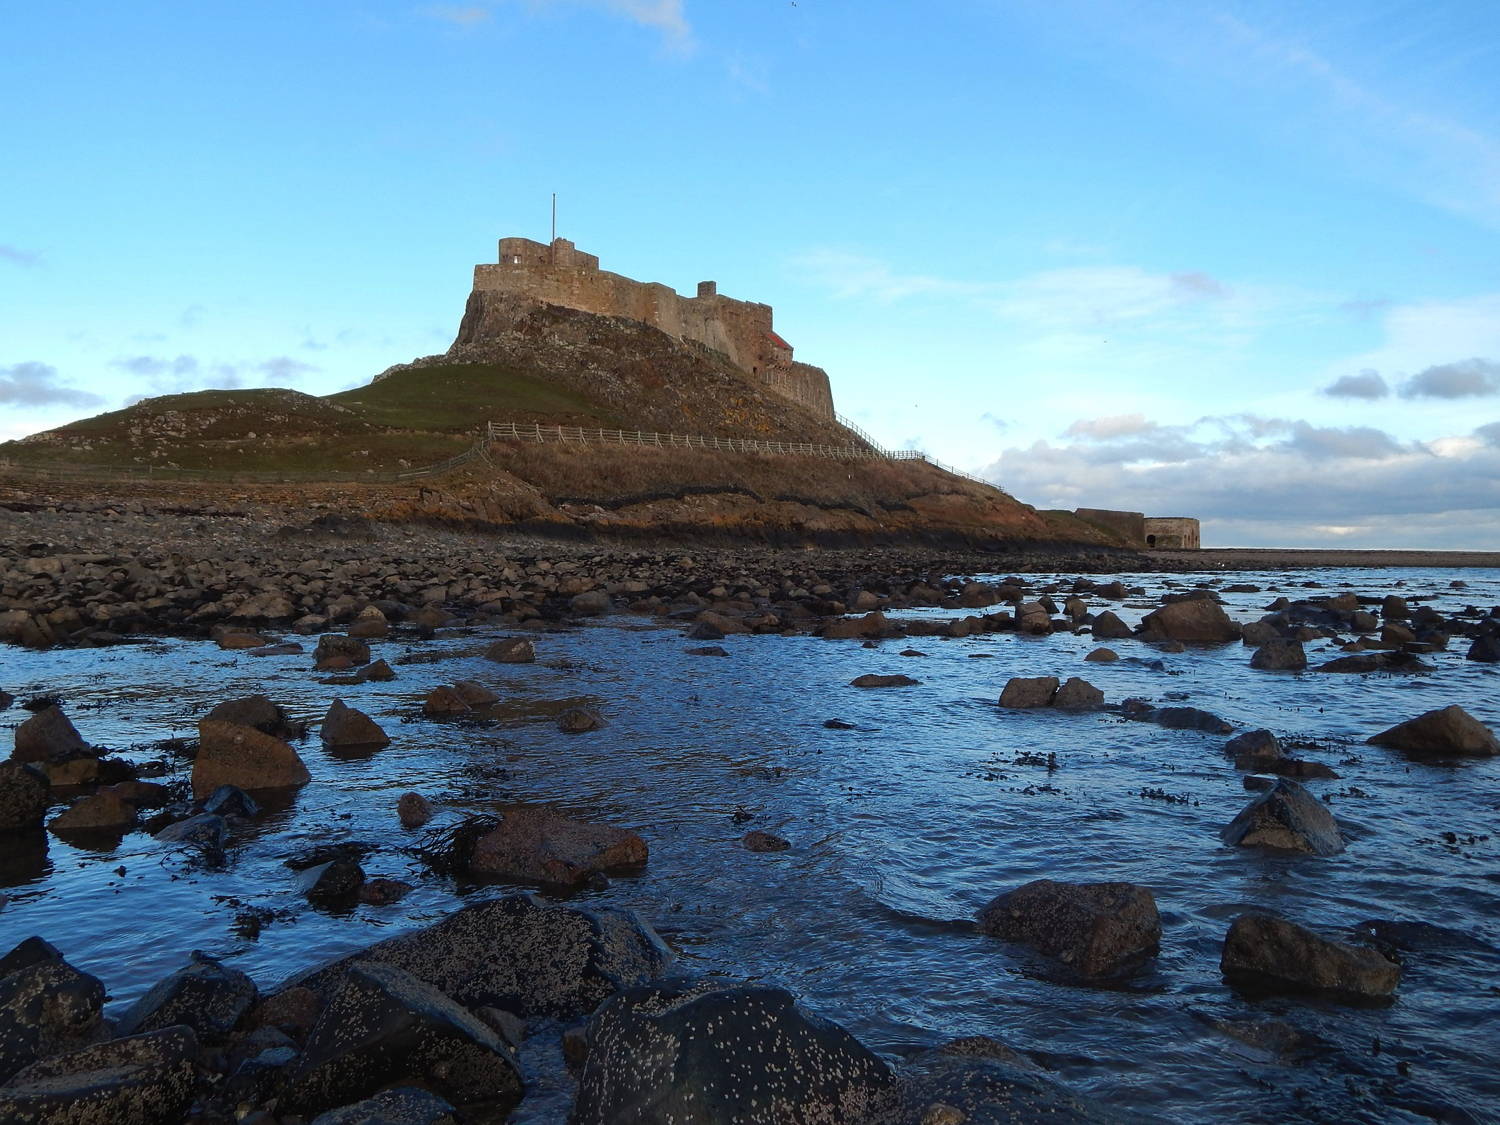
left=764, top=331, right=791, bottom=350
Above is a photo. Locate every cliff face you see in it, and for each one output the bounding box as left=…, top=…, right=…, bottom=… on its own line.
left=447, top=294, right=851, bottom=446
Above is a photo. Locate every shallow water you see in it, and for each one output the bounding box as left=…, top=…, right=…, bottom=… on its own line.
left=2, top=566, right=1498, bottom=1122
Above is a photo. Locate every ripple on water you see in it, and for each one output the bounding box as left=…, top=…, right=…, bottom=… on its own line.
left=0, top=565, right=1497, bottom=1122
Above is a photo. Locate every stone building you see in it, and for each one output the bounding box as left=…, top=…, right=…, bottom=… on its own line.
left=471, top=237, right=835, bottom=419
left=1143, top=517, right=1201, bottom=549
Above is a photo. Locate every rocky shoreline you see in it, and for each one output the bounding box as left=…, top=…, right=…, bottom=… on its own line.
left=3, top=496, right=1500, bottom=1122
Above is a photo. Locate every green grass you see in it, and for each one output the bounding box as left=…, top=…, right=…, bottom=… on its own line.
left=331, top=362, right=622, bottom=431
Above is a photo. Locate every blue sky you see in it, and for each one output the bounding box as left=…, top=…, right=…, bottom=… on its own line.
left=3, top=0, right=1499, bottom=547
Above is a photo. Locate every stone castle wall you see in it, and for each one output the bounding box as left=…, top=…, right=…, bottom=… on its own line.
left=471, top=237, right=834, bottom=419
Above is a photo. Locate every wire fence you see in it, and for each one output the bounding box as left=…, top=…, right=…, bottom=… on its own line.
left=486, top=419, right=1004, bottom=493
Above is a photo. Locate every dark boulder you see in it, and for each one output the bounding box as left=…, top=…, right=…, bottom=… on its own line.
left=47, top=792, right=137, bottom=835
left=1250, top=640, right=1307, bottom=671
left=572, top=984, right=898, bottom=1125
left=557, top=706, right=605, bottom=733
left=1224, top=729, right=1283, bottom=771
left=314, top=635, right=371, bottom=669
left=1221, top=778, right=1343, bottom=856
left=1052, top=677, right=1104, bottom=710
left=283, top=894, right=670, bottom=1020
left=280, top=962, right=522, bottom=1119
left=1368, top=705, right=1499, bottom=759
left=0, top=952, right=107, bottom=1082
left=397, top=792, right=434, bottom=829
left=421, top=686, right=471, bottom=718
left=192, top=719, right=311, bottom=799
left=1123, top=701, right=1233, bottom=734
left=115, top=951, right=258, bottom=1043
left=743, top=830, right=791, bottom=853
left=204, top=694, right=300, bottom=739
left=851, top=674, right=919, bottom=688
left=203, top=785, right=260, bottom=818
left=153, top=813, right=228, bottom=848
left=300, top=860, right=367, bottom=907
left=484, top=637, right=535, bottom=664
left=465, top=805, right=646, bottom=887
left=1221, top=912, right=1399, bottom=1000
left=976, top=880, right=1160, bottom=979
left=998, top=677, right=1058, bottom=709
left=1090, top=611, right=1131, bottom=640
left=1317, top=651, right=1432, bottom=674
left=1466, top=634, right=1500, bottom=663
left=898, top=1043, right=1115, bottom=1124
left=1138, top=600, right=1240, bottom=644
left=11, top=706, right=89, bottom=765
left=0, top=763, right=50, bottom=834
left=310, top=1087, right=458, bottom=1125
left=320, top=700, right=391, bottom=750
left=0, top=1025, right=199, bottom=1125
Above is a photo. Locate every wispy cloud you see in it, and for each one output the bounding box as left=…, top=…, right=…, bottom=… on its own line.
left=0, top=245, right=40, bottom=268
left=423, top=0, right=693, bottom=50
left=0, top=362, right=103, bottom=408
left=106, top=353, right=319, bottom=394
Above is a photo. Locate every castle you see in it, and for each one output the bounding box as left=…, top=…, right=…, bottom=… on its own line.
left=470, top=237, right=835, bottom=419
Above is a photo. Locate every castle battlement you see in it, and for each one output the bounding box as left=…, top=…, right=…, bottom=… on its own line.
left=471, top=237, right=833, bottom=419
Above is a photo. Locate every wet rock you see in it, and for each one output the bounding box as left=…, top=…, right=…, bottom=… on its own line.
left=1317, top=651, right=1432, bottom=674
left=397, top=792, right=434, bottom=829
left=284, top=894, right=671, bottom=1020
left=686, top=619, right=724, bottom=640
left=204, top=694, right=300, bottom=739
left=1466, top=634, right=1500, bottom=663
left=38, top=753, right=100, bottom=788
left=47, top=792, right=136, bottom=835
left=1052, top=677, right=1104, bottom=710
left=1367, top=705, right=1499, bottom=759
left=1239, top=620, right=1282, bottom=647
left=218, top=630, right=270, bottom=650
left=280, top=961, right=523, bottom=1119
left=998, top=676, right=1058, bottom=709
left=1015, top=601, right=1052, bottom=634
left=1221, top=913, right=1399, bottom=1000
left=824, top=718, right=859, bottom=730
left=0, top=763, right=50, bottom=834
left=557, top=706, right=605, bottom=733
left=115, top=951, right=258, bottom=1042
left=11, top=705, right=88, bottom=765
left=152, top=812, right=227, bottom=848
left=301, top=860, right=367, bottom=906
left=573, top=984, right=898, bottom=1125
left=823, top=611, right=891, bottom=640
left=0, top=1025, right=199, bottom=1125
left=193, top=719, right=311, bottom=799
left=1122, top=701, right=1233, bottom=734
left=346, top=606, right=389, bottom=639
left=421, top=686, right=471, bottom=718
left=358, top=878, right=414, bottom=906
left=743, top=830, right=791, bottom=852
left=851, top=673, right=919, bottom=688
left=898, top=1045, right=1114, bottom=1124
left=1269, top=758, right=1339, bottom=780
left=484, top=637, right=535, bottom=664
left=1225, top=729, right=1283, bottom=771
left=1090, top=611, right=1131, bottom=640
left=310, top=1087, right=459, bottom=1125
left=452, top=680, right=499, bottom=706
left=202, top=785, right=260, bottom=818
left=0, top=939, right=60, bottom=980
left=1221, top=778, right=1344, bottom=856
left=1381, top=594, right=1410, bottom=619
left=0, top=952, right=107, bottom=1082
left=1138, top=599, right=1241, bottom=644
left=1352, top=918, right=1497, bottom=955
left=315, top=634, right=372, bottom=669
left=466, top=805, right=646, bottom=887
left=358, top=658, right=396, bottom=682
left=976, top=880, right=1160, bottom=979
left=1083, top=647, right=1118, bottom=663
left=1250, top=639, right=1307, bottom=671
left=686, top=644, right=729, bottom=657
left=320, top=699, right=391, bottom=750
left=570, top=590, right=612, bottom=616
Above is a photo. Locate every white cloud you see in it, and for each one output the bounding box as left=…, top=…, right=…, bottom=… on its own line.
left=1322, top=369, right=1388, bottom=399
